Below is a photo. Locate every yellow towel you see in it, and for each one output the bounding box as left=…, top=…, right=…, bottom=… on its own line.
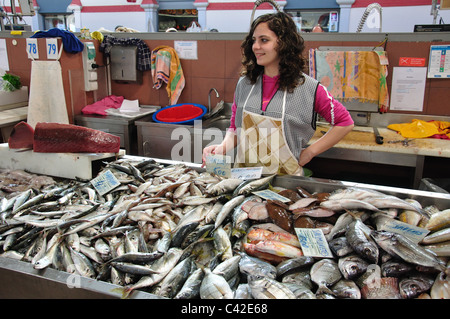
left=151, top=46, right=185, bottom=105
left=388, top=119, right=450, bottom=139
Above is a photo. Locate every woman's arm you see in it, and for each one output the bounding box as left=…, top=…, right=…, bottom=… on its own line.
left=299, top=124, right=353, bottom=166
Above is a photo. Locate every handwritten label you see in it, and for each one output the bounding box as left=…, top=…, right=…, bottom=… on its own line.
left=205, top=154, right=231, bottom=178
left=26, top=38, right=38, bottom=59
left=377, top=218, right=429, bottom=243
left=295, top=228, right=333, bottom=258
left=90, top=170, right=120, bottom=195
left=231, top=167, right=262, bottom=180
left=253, top=189, right=291, bottom=203
left=46, top=38, right=58, bottom=59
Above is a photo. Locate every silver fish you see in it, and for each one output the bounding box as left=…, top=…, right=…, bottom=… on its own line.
left=248, top=275, right=296, bottom=299
left=156, top=256, right=194, bottom=298
left=346, top=218, right=379, bottom=264
left=233, top=174, right=275, bottom=196
left=329, top=237, right=354, bottom=257
left=276, top=256, right=315, bottom=278
left=69, top=247, right=96, bottom=278
left=238, top=252, right=277, bottom=280
left=430, top=272, right=450, bottom=299
left=212, top=255, right=241, bottom=281
left=233, top=283, right=253, bottom=299
left=328, top=187, right=385, bottom=200
left=371, top=230, right=447, bottom=273
left=200, top=267, right=234, bottom=299
left=310, top=259, right=342, bottom=295
left=283, top=282, right=316, bottom=299
left=206, top=178, right=243, bottom=196
left=331, top=279, right=361, bottom=299
left=214, top=195, right=245, bottom=229
left=320, top=199, right=383, bottom=212
left=338, top=254, right=369, bottom=279
left=33, top=235, right=61, bottom=270
left=173, top=267, right=204, bottom=299
left=213, top=225, right=233, bottom=260
left=381, top=260, right=414, bottom=277
left=399, top=274, right=435, bottom=299
left=425, top=208, right=450, bottom=231
left=422, top=227, right=450, bottom=244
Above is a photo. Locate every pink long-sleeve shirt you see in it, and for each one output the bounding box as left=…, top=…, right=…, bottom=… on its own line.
left=229, top=74, right=353, bottom=130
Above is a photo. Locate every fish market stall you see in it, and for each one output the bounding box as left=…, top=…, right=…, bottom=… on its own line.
left=0, top=155, right=449, bottom=299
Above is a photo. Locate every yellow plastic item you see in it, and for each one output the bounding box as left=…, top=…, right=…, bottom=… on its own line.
left=10, top=31, right=23, bottom=35
left=90, top=31, right=104, bottom=42
left=388, top=119, right=450, bottom=139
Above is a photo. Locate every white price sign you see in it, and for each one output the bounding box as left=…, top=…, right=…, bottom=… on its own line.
left=26, top=38, right=39, bottom=59
left=231, top=167, right=262, bottom=180
left=46, top=38, right=58, bottom=59
left=295, top=228, right=333, bottom=258
left=90, top=170, right=120, bottom=195
left=205, top=154, right=231, bottom=178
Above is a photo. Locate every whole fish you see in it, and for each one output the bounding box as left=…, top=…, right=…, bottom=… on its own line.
left=156, top=256, right=194, bottom=298
left=320, top=198, right=383, bottom=212
left=276, top=256, right=315, bottom=278
left=426, top=208, right=450, bottom=231
left=206, top=178, right=243, bottom=196
left=329, top=237, right=354, bottom=257
left=248, top=275, right=296, bottom=299
left=399, top=274, right=435, bottom=299
left=200, top=268, right=234, bottom=299
left=69, top=247, right=96, bottom=278
left=310, top=259, right=342, bottom=295
left=281, top=270, right=313, bottom=290
left=363, top=195, right=424, bottom=215
left=33, top=235, right=61, bottom=270
left=213, top=226, right=233, bottom=260
left=422, top=227, right=450, bottom=244
left=233, top=283, right=253, bottom=299
left=283, top=282, right=316, bottom=299
left=110, top=262, right=158, bottom=276
left=174, top=267, right=204, bottom=299
left=120, top=247, right=183, bottom=298
left=338, top=254, right=369, bottom=279
left=381, top=260, right=414, bottom=277
left=212, top=255, right=241, bottom=281
left=346, top=217, right=379, bottom=264
left=422, top=241, right=450, bottom=257
left=430, top=272, right=450, bottom=299
left=238, top=252, right=277, bottom=280
left=328, top=187, right=385, bottom=200
left=232, top=174, right=275, bottom=196
left=250, top=240, right=303, bottom=259
left=214, top=195, right=245, bottom=229
left=331, top=279, right=361, bottom=299
left=371, top=230, right=447, bottom=273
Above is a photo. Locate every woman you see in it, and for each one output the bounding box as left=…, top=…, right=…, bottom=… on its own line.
left=202, top=12, right=354, bottom=176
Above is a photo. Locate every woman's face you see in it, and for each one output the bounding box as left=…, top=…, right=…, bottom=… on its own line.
left=252, top=22, right=280, bottom=75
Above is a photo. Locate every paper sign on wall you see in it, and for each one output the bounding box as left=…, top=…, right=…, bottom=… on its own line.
left=390, top=67, right=426, bottom=111
left=174, top=41, right=198, bottom=60
left=26, top=38, right=39, bottom=59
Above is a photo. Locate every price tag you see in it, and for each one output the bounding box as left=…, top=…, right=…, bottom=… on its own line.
left=46, top=38, right=58, bottom=59
left=253, top=189, right=291, bottom=203
left=205, top=154, right=231, bottom=178
left=294, top=228, right=333, bottom=258
left=26, top=38, right=39, bottom=59
left=230, top=167, right=262, bottom=180
left=90, top=170, right=120, bottom=195
left=377, top=218, right=429, bottom=243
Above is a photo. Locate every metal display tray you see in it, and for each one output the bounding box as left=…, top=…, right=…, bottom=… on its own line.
left=1, top=156, right=449, bottom=299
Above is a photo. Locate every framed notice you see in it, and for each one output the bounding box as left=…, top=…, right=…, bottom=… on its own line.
left=390, top=67, right=427, bottom=111
left=428, top=45, right=450, bottom=78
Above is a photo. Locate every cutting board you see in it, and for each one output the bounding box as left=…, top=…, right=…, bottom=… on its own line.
left=0, top=143, right=125, bottom=180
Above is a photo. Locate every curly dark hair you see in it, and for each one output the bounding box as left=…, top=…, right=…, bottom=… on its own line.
left=241, top=12, right=307, bottom=93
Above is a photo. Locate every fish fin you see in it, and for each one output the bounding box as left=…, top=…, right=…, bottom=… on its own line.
left=111, top=286, right=133, bottom=299
left=316, top=284, right=336, bottom=296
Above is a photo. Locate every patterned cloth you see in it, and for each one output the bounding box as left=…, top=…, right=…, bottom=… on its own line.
left=309, top=49, right=389, bottom=113
left=99, top=35, right=152, bottom=71
left=151, top=46, right=185, bottom=105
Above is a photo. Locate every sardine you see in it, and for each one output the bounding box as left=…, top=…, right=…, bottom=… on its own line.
left=214, top=195, right=245, bottom=229
left=120, top=247, right=183, bottom=298
left=69, top=247, right=96, bottom=278
left=371, top=230, right=447, bottom=273
left=232, top=174, right=275, bottom=196
left=156, top=256, right=194, bottom=298
left=33, top=235, right=61, bottom=270
left=276, top=256, right=315, bottom=278
left=206, top=178, right=243, bottom=196
left=174, top=267, right=204, bottom=299
left=346, top=218, right=379, bottom=264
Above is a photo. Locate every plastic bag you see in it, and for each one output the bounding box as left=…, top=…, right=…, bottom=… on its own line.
left=186, top=21, right=201, bottom=32
left=388, top=119, right=450, bottom=139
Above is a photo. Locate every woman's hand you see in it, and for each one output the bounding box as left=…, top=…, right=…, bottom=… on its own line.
left=202, top=144, right=226, bottom=167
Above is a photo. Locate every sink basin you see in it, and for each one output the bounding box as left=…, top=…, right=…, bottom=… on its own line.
left=202, top=116, right=231, bottom=131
